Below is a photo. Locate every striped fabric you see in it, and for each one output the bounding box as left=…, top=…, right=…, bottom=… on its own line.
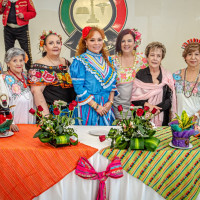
left=75, top=157, right=123, bottom=200
left=0, top=124, right=98, bottom=200
left=100, top=127, right=200, bottom=200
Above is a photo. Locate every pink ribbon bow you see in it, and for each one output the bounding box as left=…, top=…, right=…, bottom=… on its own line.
left=75, top=157, right=123, bottom=200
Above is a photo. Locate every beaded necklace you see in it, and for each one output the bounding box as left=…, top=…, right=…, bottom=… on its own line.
left=9, top=70, right=27, bottom=88
left=183, top=67, right=200, bottom=98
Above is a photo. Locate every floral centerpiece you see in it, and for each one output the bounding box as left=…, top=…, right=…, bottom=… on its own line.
left=99, top=104, right=160, bottom=151
left=169, top=110, right=198, bottom=147
left=29, top=100, right=79, bottom=147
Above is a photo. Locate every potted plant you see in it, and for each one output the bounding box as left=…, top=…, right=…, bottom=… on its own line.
left=99, top=104, right=160, bottom=151
left=169, top=110, right=198, bottom=148
left=29, top=100, right=80, bottom=147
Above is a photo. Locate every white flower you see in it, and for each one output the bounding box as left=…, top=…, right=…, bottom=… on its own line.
left=54, top=100, right=67, bottom=107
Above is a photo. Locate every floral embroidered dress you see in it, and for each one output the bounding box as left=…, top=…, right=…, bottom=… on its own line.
left=113, top=52, right=148, bottom=119
left=70, top=50, right=118, bottom=126
left=3, top=73, right=35, bottom=124
left=173, top=69, right=200, bottom=125
left=28, top=61, right=76, bottom=108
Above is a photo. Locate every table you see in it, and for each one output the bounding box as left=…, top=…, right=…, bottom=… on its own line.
left=0, top=125, right=97, bottom=200
left=34, top=126, right=200, bottom=200
left=1, top=125, right=200, bottom=200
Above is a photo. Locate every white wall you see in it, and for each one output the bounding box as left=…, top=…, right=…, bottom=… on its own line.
left=0, top=0, right=199, bottom=72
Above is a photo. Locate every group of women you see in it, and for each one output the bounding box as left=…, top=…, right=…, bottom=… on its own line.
left=2, top=26, right=200, bottom=131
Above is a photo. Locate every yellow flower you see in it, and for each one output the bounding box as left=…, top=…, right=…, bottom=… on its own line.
left=57, top=73, right=63, bottom=80
left=65, top=73, right=72, bottom=84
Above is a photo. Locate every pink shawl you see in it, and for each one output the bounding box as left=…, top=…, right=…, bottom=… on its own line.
left=131, top=66, right=176, bottom=126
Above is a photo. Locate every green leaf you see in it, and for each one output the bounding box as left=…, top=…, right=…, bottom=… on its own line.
left=33, top=129, right=43, bottom=138
left=112, top=119, right=120, bottom=126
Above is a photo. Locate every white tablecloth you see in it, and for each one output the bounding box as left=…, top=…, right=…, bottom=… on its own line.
left=34, top=126, right=200, bottom=200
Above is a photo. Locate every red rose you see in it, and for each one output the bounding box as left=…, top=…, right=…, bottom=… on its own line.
left=6, top=112, right=12, bottom=120
left=40, top=35, right=45, bottom=40
left=0, top=114, right=6, bottom=124
left=29, top=108, right=36, bottom=115
left=136, top=108, right=144, bottom=117
left=71, top=100, right=77, bottom=107
left=144, top=106, right=150, bottom=111
left=130, top=104, right=134, bottom=111
left=82, top=26, right=92, bottom=39
left=151, top=108, right=157, bottom=114
left=118, top=105, right=123, bottom=112
left=37, top=105, right=43, bottom=112
left=53, top=108, right=60, bottom=115
left=99, top=135, right=106, bottom=142
left=69, top=103, right=75, bottom=111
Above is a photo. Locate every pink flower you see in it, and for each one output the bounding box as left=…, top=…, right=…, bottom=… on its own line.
left=132, top=70, right=136, bottom=78
left=35, top=72, right=42, bottom=78
left=30, top=69, right=36, bottom=75
left=135, top=31, right=142, bottom=40
left=193, top=87, right=198, bottom=94
left=99, top=135, right=106, bottom=142
left=142, top=58, right=147, bottom=64
left=141, top=64, right=146, bottom=69
left=12, top=84, right=21, bottom=94
left=144, top=112, right=151, bottom=120
left=120, top=73, right=126, bottom=79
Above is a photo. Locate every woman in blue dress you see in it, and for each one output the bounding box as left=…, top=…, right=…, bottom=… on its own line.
left=70, top=26, right=118, bottom=125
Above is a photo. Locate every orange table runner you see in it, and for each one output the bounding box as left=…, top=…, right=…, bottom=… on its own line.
left=0, top=124, right=98, bottom=200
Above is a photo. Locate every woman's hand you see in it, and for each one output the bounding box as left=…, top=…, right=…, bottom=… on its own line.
left=96, top=105, right=107, bottom=116
left=103, top=101, right=112, bottom=113
left=10, top=124, right=19, bottom=132
left=144, top=102, right=161, bottom=115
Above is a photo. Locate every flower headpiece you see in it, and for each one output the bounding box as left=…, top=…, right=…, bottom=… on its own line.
left=82, top=26, right=92, bottom=39
left=130, top=28, right=142, bottom=48
left=39, top=30, right=62, bottom=51
left=181, top=38, right=200, bottom=49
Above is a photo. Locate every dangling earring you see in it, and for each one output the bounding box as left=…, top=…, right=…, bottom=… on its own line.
left=132, top=49, right=136, bottom=56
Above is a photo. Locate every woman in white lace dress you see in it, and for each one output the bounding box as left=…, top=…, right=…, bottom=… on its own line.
left=4, top=47, right=35, bottom=131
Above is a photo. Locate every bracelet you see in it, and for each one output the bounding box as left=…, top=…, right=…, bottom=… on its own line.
left=91, top=101, right=96, bottom=108
left=108, top=100, right=113, bottom=105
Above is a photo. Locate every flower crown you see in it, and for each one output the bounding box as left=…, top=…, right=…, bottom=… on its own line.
left=182, top=38, right=200, bottom=49
left=130, top=28, right=142, bottom=48
left=39, top=30, right=62, bottom=51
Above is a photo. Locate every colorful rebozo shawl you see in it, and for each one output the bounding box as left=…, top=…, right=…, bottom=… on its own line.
left=131, top=66, right=177, bottom=126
